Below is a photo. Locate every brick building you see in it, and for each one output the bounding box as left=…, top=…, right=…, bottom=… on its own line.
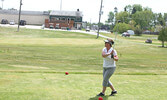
left=45, top=9, right=83, bottom=29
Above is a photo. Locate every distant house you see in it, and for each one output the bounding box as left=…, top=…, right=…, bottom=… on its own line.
left=0, top=10, right=49, bottom=25
left=45, top=9, right=83, bottom=29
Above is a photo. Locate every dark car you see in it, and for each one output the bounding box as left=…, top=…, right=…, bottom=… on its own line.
left=122, top=32, right=130, bottom=37
left=20, top=20, right=26, bottom=25
left=145, top=39, right=152, bottom=43
left=1, top=19, right=8, bottom=24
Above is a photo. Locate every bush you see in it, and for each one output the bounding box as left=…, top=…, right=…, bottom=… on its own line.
left=134, top=28, right=142, bottom=36
left=158, top=27, right=167, bottom=47
left=113, top=23, right=131, bottom=33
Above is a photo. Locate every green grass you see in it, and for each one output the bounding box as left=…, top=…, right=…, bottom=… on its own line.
left=0, top=73, right=167, bottom=100
left=0, top=27, right=167, bottom=100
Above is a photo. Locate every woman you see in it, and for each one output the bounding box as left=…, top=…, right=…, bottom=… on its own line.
left=97, top=39, right=118, bottom=96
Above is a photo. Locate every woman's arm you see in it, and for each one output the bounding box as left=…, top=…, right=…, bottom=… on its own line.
left=102, top=50, right=113, bottom=58
left=102, top=51, right=110, bottom=58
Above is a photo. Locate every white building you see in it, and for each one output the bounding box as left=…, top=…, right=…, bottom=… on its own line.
left=0, top=10, right=49, bottom=25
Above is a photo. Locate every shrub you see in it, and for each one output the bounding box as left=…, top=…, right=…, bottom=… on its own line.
left=134, top=28, right=142, bottom=36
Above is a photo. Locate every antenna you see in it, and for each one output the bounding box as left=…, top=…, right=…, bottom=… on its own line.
left=60, top=0, right=62, bottom=11
left=1, top=0, right=4, bottom=9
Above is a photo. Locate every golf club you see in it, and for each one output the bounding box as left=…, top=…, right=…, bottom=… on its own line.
left=111, top=20, right=121, bottom=58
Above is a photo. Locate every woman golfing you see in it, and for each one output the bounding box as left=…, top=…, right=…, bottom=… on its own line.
left=97, top=39, right=118, bottom=96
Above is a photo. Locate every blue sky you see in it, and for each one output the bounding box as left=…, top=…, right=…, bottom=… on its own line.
left=1, top=0, right=167, bottom=23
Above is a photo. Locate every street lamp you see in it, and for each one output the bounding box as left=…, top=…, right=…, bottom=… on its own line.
left=114, top=7, right=118, bottom=25
left=17, top=0, right=23, bottom=32
left=114, top=7, right=118, bottom=13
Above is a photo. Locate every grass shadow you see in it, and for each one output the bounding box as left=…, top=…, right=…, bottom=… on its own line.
left=89, top=96, right=109, bottom=100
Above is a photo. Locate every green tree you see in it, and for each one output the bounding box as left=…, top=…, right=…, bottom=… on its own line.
left=125, top=5, right=133, bottom=13
left=132, top=4, right=143, bottom=14
left=143, top=7, right=152, bottom=12
left=113, top=23, right=131, bottom=33
left=115, top=11, right=130, bottom=24
left=163, top=13, right=167, bottom=26
left=129, top=20, right=136, bottom=30
left=158, top=13, right=165, bottom=26
left=106, top=11, right=114, bottom=30
left=152, top=13, right=159, bottom=28
left=107, top=11, right=114, bottom=23
left=132, top=10, right=153, bottom=29
left=158, top=27, right=167, bottom=47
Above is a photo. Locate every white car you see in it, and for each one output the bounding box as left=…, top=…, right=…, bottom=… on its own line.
left=9, top=20, right=15, bottom=25
left=127, top=30, right=135, bottom=35
left=86, top=28, right=90, bottom=32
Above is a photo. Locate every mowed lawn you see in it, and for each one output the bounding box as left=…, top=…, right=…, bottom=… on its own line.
left=0, top=27, right=167, bottom=100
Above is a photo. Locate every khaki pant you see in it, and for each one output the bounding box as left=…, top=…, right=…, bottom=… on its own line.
left=103, top=67, right=116, bottom=87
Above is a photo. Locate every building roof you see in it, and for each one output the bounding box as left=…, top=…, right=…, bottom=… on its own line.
left=50, top=10, right=83, bottom=17
left=0, top=10, right=49, bottom=15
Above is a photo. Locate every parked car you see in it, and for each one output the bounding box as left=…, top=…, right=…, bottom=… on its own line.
left=145, top=39, right=152, bottom=43
left=86, top=26, right=90, bottom=32
left=86, top=28, right=90, bottom=32
left=49, top=23, right=54, bottom=29
left=127, top=30, right=135, bottom=35
left=9, top=20, right=15, bottom=25
left=122, top=32, right=130, bottom=37
left=143, top=30, right=151, bottom=34
left=1, top=19, right=8, bottom=24
left=20, top=20, right=26, bottom=25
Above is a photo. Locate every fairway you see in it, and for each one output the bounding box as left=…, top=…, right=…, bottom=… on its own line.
left=0, top=27, right=167, bottom=100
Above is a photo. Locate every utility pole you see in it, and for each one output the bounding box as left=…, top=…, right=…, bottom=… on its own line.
left=17, top=0, right=22, bottom=32
left=96, top=0, right=103, bottom=38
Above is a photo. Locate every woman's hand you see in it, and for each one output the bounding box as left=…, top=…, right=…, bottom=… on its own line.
left=114, top=55, right=118, bottom=61
left=110, top=50, right=114, bottom=55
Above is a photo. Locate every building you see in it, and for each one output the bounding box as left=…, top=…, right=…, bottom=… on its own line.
left=0, top=9, right=83, bottom=29
left=0, top=10, right=49, bottom=25
left=45, top=9, right=83, bottom=29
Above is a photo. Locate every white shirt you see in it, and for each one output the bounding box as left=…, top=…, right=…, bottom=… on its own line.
left=102, top=47, right=117, bottom=68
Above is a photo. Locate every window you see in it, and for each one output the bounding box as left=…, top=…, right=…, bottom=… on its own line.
left=56, top=18, right=60, bottom=20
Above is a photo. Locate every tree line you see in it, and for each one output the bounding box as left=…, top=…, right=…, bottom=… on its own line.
left=105, top=4, right=167, bottom=47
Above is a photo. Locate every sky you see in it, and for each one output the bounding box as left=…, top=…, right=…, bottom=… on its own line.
left=1, top=0, right=167, bottom=23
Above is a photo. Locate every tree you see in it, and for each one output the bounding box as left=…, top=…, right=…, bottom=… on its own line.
left=143, top=7, right=152, bottom=12
left=134, top=27, right=142, bottom=36
left=132, top=10, right=153, bottom=29
left=152, top=13, right=159, bottom=28
left=163, top=13, right=167, bottom=26
left=115, top=11, right=130, bottom=24
left=125, top=5, right=133, bottom=14
left=129, top=20, right=136, bottom=30
left=132, top=7, right=136, bottom=14
left=158, top=13, right=165, bottom=26
left=132, top=4, right=143, bottom=14
left=113, top=23, right=131, bottom=33
left=107, top=11, right=114, bottom=24
left=158, top=27, right=167, bottom=47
